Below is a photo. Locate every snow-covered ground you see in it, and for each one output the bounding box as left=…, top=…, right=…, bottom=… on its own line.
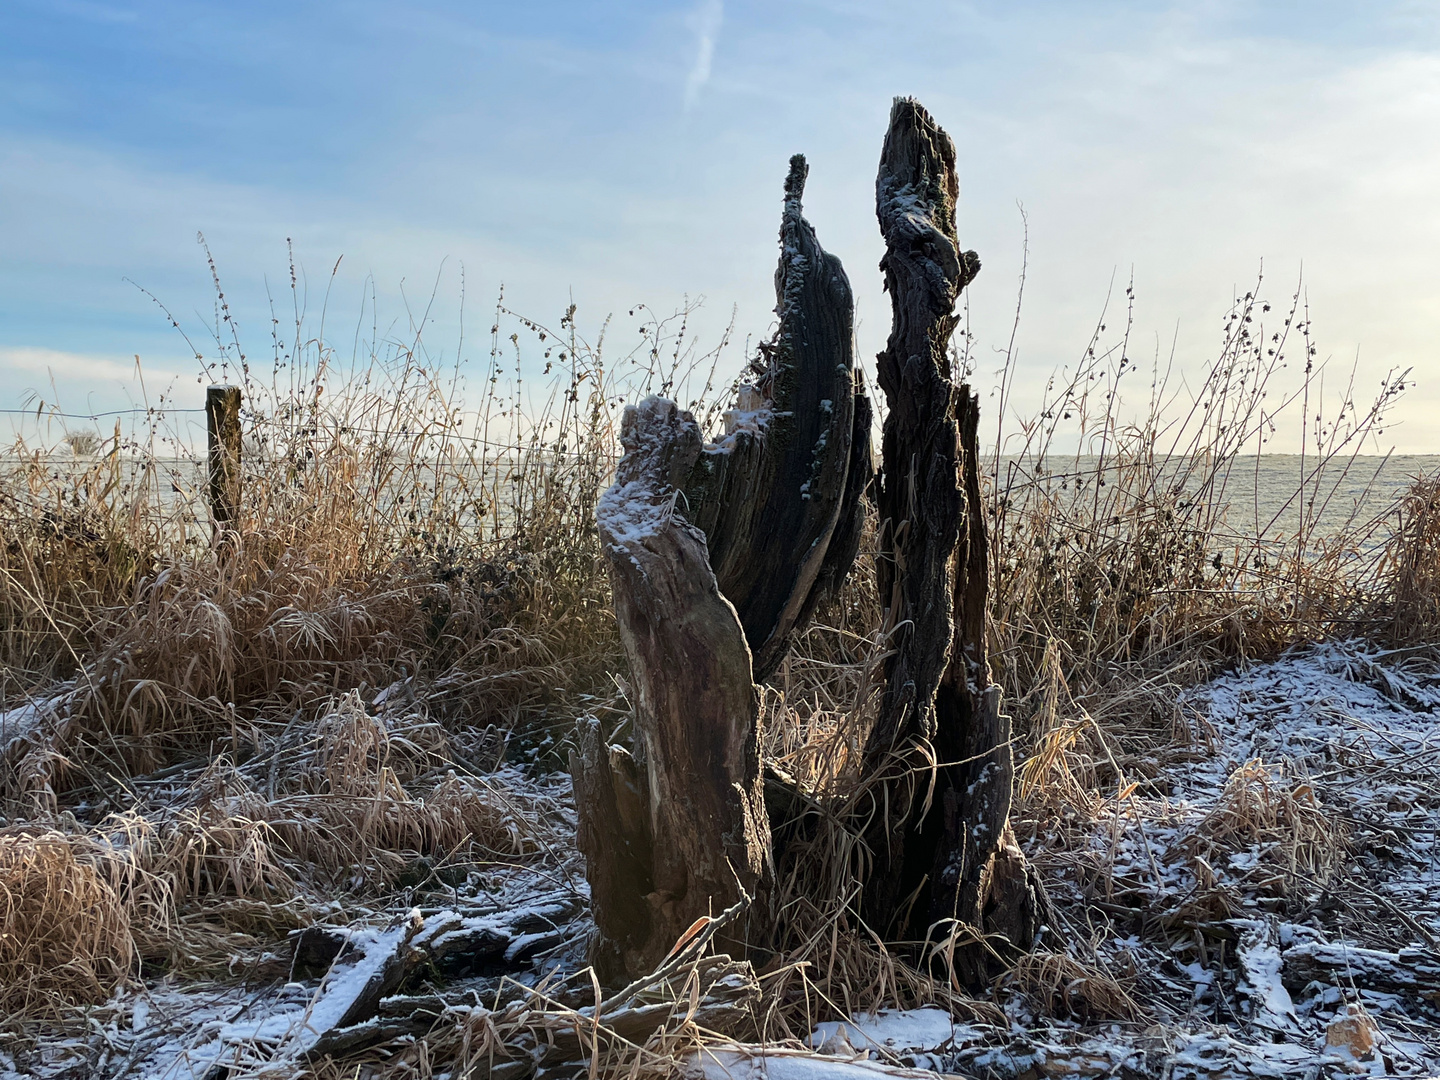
left=6, top=642, right=1438, bottom=1079
left=699, top=643, right=1440, bottom=1079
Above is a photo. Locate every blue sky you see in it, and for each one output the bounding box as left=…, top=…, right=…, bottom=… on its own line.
left=2, top=1, right=1438, bottom=449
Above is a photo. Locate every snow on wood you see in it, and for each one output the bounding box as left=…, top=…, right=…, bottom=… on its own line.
left=858, top=96, right=1042, bottom=978
left=1237, top=924, right=1300, bottom=1035
left=582, top=394, right=772, bottom=983
left=680, top=153, right=869, bottom=683
left=807, top=1009, right=963, bottom=1056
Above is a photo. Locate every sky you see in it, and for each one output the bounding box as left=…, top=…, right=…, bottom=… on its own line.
left=1, top=0, right=1438, bottom=452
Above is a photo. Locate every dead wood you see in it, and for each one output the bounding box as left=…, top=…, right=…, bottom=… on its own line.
left=570, top=717, right=653, bottom=981
left=1282, top=941, right=1440, bottom=997
left=858, top=97, right=1044, bottom=983
left=684, top=154, right=872, bottom=682
left=233, top=898, right=586, bottom=1070
left=577, top=396, right=772, bottom=984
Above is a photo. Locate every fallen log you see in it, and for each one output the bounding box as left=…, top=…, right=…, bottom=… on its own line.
left=294, top=910, right=427, bottom=1048
left=365, top=954, right=760, bottom=1080
left=291, top=895, right=582, bottom=982
left=521, top=955, right=761, bottom=1068
left=195, top=898, right=587, bottom=1075
left=1283, top=941, right=1440, bottom=999
left=201, top=910, right=428, bottom=1078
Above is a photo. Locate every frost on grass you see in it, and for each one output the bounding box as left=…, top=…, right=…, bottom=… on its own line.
left=1014, top=640, right=1440, bottom=1077
left=8, top=641, right=1440, bottom=1079
left=704, top=643, right=1440, bottom=1080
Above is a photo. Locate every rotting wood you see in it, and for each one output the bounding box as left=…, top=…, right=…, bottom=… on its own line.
left=570, top=716, right=654, bottom=980
left=1282, top=941, right=1440, bottom=996
left=356, top=936, right=760, bottom=1076
left=290, top=895, right=581, bottom=983
left=858, top=97, right=1044, bottom=983
left=683, top=154, right=872, bottom=682
left=190, top=897, right=590, bottom=1072
left=576, top=396, right=772, bottom=984
left=201, top=910, right=427, bottom=1078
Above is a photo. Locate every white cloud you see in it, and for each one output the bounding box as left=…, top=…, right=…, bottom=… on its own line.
left=3, top=346, right=140, bottom=382
left=684, top=0, right=723, bottom=111
left=5, top=3, right=1440, bottom=453
left=0, top=347, right=191, bottom=406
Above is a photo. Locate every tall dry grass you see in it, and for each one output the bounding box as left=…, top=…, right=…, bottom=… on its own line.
left=0, top=262, right=748, bottom=1024
left=0, top=272, right=740, bottom=799
left=985, top=275, right=1416, bottom=705
left=2, top=253, right=1438, bottom=1068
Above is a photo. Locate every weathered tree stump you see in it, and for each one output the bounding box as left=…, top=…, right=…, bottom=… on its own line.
left=573, top=153, right=880, bottom=985
left=575, top=397, right=772, bottom=984
left=858, top=98, right=1044, bottom=984
left=684, top=154, right=872, bottom=682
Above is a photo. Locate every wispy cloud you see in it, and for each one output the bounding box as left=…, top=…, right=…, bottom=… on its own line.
left=0, top=347, right=186, bottom=390
left=5, top=3, right=1440, bottom=450
left=684, top=0, right=723, bottom=111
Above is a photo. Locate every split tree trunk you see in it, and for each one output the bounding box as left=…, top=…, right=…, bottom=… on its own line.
left=859, top=98, right=1044, bottom=984
left=684, top=155, right=872, bottom=682
left=576, top=397, right=772, bottom=984
left=572, top=155, right=869, bottom=984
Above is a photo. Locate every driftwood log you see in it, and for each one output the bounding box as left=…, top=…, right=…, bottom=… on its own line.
left=684, top=154, right=872, bottom=682
left=858, top=98, right=1044, bottom=982
left=577, top=397, right=772, bottom=984
left=193, top=896, right=763, bottom=1075
left=1281, top=941, right=1440, bottom=997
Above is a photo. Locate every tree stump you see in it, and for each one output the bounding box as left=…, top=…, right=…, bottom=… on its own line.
left=684, top=154, right=872, bottom=682
left=575, top=397, right=772, bottom=984
left=859, top=98, right=1045, bottom=984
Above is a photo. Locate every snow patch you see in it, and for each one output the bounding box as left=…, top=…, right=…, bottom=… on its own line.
left=807, top=1008, right=957, bottom=1055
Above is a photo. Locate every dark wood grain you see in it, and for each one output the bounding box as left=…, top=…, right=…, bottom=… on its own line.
left=859, top=98, right=1044, bottom=984
left=684, top=154, right=871, bottom=681
left=577, top=397, right=772, bottom=983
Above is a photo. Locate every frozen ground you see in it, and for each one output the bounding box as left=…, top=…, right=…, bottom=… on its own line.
left=6, top=642, right=1438, bottom=1079
left=700, top=642, right=1440, bottom=1078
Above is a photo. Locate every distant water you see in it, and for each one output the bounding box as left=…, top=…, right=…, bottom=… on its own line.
left=996, top=455, right=1440, bottom=543
left=1219, top=455, right=1440, bottom=541
left=7, top=453, right=1440, bottom=546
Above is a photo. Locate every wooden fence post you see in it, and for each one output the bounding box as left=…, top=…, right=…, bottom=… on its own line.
left=206, top=384, right=242, bottom=527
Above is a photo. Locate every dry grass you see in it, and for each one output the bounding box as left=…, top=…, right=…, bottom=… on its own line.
left=0, top=270, right=746, bottom=1044
left=1181, top=759, right=1347, bottom=895
left=0, top=830, right=135, bottom=1014
left=1001, top=950, right=1143, bottom=1023
left=985, top=275, right=1413, bottom=705
left=1378, top=472, right=1440, bottom=643
left=1, top=260, right=1438, bottom=1077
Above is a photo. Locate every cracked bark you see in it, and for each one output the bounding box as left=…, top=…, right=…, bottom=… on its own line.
left=575, top=398, right=771, bottom=984
left=858, top=97, right=1045, bottom=985
left=684, top=154, right=872, bottom=683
